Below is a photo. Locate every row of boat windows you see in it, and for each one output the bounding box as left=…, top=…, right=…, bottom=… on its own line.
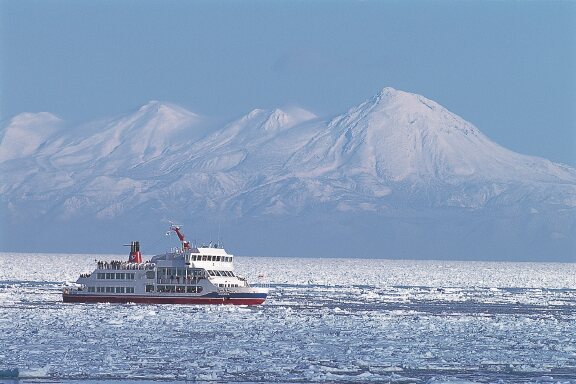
left=190, top=255, right=233, bottom=262
left=155, top=268, right=235, bottom=278
left=156, top=277, right=204, bottom=284
left=157, top=267, right=204, bottom=278
left=147, top=285, right=204, bottom=293
left=207, top=270, right=235, bottom=277
left=87, top=286, right=135, bottom=293
left=96, top=273, right=136, bottom=280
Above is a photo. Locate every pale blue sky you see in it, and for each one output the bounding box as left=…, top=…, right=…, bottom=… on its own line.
left=1, top=0, right=575, bottom=166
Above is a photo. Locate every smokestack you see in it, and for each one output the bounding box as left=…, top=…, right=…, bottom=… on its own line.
left=128, top=241, right=142, bottom=263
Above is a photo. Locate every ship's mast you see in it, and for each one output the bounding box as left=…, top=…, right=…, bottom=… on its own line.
left=170, top=225, right=191, bottom=251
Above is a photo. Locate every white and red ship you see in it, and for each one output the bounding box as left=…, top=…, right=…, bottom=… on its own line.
left=62, top=225, right=268, bottom=305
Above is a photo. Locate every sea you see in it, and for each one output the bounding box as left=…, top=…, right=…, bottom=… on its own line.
left=0, top=253, right=575, bottom=384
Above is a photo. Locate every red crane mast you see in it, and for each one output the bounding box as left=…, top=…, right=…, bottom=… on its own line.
left=170, top=225, right=191, bottom=250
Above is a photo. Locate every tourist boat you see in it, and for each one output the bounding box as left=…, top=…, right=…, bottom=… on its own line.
left=62, top=225, right=268, bottom=305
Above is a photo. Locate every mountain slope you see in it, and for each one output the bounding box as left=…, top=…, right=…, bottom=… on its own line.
left=1, top=88, right=574, bottom=260
left=289, top=88, right=574, bottom=184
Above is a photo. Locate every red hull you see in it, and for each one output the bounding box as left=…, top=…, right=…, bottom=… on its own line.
left=62, top=294, right=265, bottom=306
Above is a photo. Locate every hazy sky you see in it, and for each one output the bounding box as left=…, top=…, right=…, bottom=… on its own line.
left=1, top=0, right=575, bottom=166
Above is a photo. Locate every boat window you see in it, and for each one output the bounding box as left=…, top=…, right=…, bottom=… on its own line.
left=207, top=270, right=215, bottom=276
left=216, top=256, right=221, bottom=262
left=126, top=287, right=134, bottom=293
left=105, top=287, right=114, bottom=293
left=97, top=287, right=104, bottom=293
left=197, top=286, right=203, bottom=293
left=116, top=273, right=124, bottom=280
left=97, top=273, right=105, bottom=279
left=202, top=255, right=207, bottom=261
left=146, top=285, right=154, bottom=292
left=116, top=287, right=125, bottom=293
left=88, top=287, right=95, bottom=292
left=214, top=271, right=222, bottom=276
left=186, top=286, right=197, bottom=293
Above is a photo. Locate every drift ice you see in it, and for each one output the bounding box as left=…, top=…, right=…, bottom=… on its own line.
left=62, top=225, right=268, bottom=305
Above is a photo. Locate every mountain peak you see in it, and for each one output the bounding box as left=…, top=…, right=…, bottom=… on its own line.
left=366, top=87, right=442, bottom=113
left=0, top=112, right=63, bottom=162
left=261, top=107, right=317, bottom=132
left=136, top=100, right=199, bottom=119
left=377, top=86, right=398, bottom=97
left=237, top=106, right=316, bottom=133
left=316, top=87, right=575, bottom=184
left=5, top=111, right=62, bottom=127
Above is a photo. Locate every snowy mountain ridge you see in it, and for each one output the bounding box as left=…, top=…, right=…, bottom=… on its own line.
left=1, top=87, right=574, bottom=259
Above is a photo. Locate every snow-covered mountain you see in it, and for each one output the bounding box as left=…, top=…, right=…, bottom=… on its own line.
left=1, top=88, right=574, bottom=260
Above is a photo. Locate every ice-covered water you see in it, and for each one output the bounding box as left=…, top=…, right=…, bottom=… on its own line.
left=1, top=253, right=575, bottom=383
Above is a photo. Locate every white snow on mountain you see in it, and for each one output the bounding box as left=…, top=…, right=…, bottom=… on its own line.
left=292, top=87, right=575, bottom=184
left=51, top=101, right=201, bottom=170
left=1, top=87, right=574, bottom=259
left=0, top=112, right=63, bottom=161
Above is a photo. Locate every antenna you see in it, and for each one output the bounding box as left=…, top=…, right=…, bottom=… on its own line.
left=217, top=222, right=222, bottom=248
